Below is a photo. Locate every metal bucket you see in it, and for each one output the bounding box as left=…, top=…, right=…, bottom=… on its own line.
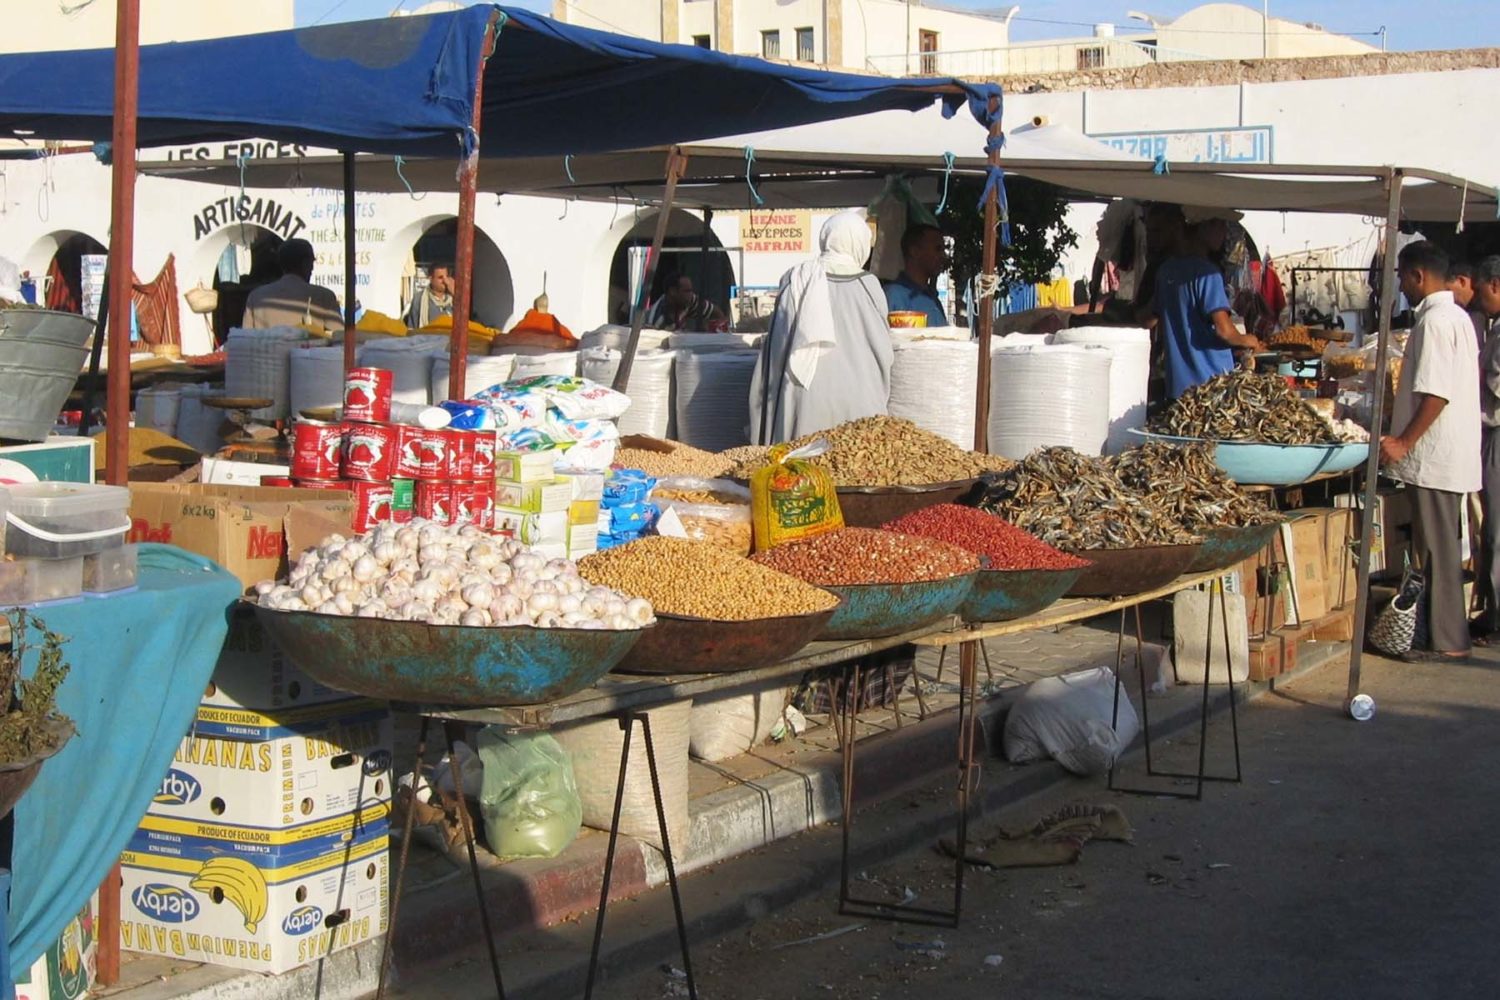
left=0, top=309, right=95, bottom=442
left=819, top=573, right=976, bottom=640
left=960, top=566, right=1085, bottom=623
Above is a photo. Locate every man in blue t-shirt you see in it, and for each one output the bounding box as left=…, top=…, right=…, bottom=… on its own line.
left=883, top=224, right=949, bottom=327
left=1144, top=204, right=1263, bottom=397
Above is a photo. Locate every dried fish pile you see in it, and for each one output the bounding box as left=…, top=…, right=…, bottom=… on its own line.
left=730, top=416, right=1011, bottom=487
left=978, top=447, right=1198, bottom=551
left=1108, top=443, right=1276, bottom=534
left=1151, top=372, right=1339, bottom=445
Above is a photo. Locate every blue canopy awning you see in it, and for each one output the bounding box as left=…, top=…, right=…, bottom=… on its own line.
left=0, top=5, right=989, bottom=160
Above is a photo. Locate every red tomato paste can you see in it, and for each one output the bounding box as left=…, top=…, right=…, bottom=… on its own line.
left=259, top=476, right=295, bottom=488
left=350, top=481, right=395, bottom=533
left=411, top=427, right=449, bottom=480
left=470, top=430, right=496, bottom=480
left=448, top=430, right=476, bottom=479
left=291, top=419, right=345, bottom=480
left=392, top=423, right=423, bottom=479
left=415, top=481, right=452, bottom=525
left=472, top=479, right=496, bottom=530
left=343, top=367, right=393, bottom=423
left=390, top=478, right=415, bottom=524
left=340, top=420, right=398, bottom=482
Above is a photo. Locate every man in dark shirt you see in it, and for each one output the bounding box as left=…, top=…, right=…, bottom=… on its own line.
left=883, top=224, right=948, bottom=327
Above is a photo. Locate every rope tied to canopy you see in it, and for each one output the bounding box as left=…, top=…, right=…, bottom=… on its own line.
left=743, top=146, right=765, bottom=207
left=936, top=151, right=956, bottom=215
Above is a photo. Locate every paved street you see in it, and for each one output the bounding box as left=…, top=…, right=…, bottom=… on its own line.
left=611, top=649, right=1500, bottom=1000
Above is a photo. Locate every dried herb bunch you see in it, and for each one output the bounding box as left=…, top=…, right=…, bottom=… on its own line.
left=0, top=610, right=73, bottom=763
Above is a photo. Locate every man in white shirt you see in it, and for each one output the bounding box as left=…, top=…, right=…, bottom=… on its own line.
left=1380, top=241, right=1482, bottom=661
left=1471, top=256, right=1500, bottom=641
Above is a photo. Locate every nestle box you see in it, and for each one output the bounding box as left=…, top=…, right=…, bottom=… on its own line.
left=149, top=711, right=392, bottom=829
left=495, top=478, right=572, bottom=514
left=127, top=483, right=351, bottom=591
left=120, top=832, right=388, bottom=975
left=205, top=605, right=351, bottom=711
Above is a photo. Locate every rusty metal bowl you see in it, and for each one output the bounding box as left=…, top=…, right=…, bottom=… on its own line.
left=0, top=718, right=73, bottom=822
left=960, top=565, right=1086, bottom=623
left=835, top=479, right=981, bottom=528
left=1189, top=521, right=1282, bottom=574
left=1063, top=544, right=1202, bottom=598
left=819, top=572, right=977, bottom=640
left=614, top=603, right=839, bottom=675
left=253, top=605, right=646, bottom=706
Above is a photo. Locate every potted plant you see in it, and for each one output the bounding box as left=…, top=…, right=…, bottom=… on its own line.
left=0, top=610, right=74, bottom=820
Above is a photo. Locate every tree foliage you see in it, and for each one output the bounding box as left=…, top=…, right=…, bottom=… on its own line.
left=940, top=175, right=1079, bottom=311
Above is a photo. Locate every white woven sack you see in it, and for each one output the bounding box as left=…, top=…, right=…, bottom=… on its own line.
left=134, top=385, right=181, bottom=438
left=224, top=326, right=309, bottom=420
left=1053, top=328, right=1151, bottom=454
left=431, top=354, right=516, bottom=402
left=888, top=339, right=978, bottom=449
left=356, top=337, right=449, bottom=406
left=1003, top=666, right=1139, bottom=776
left=288, top=345, right=347, bottom=417
left=673, top=349, right=757, bottom=452
left=173, top=383, right=230, bottom=455
left=988, top=344, right=1111, bottom=459
left=580, top=348, right=677, bottom=438
left=553, top=699, right=690, bottom=853
left=508, top=350, right=579, bottom=380
left=689, top=687, right=788, bottom=762
left=578, top=324, right=672, bottom=354
left=666, top=332, right=764, bottom=353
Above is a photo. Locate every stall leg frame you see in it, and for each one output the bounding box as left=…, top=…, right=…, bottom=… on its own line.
left=1107, top=581, right=1242, bottom=801
left=838, top=639, right=979, bottom=927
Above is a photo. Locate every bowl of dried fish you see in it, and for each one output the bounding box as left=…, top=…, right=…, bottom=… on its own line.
left=1063, top=544, right=1202, bottom=598
left=1151, top=372, right=1342, bottom=447
left=1188, top=521, right=1282, bottom=574
left=1128, top=430, right=1369, bottom=486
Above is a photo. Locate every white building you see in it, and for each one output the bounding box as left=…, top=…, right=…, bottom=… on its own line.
left=2, top=0, right=291, bottom=52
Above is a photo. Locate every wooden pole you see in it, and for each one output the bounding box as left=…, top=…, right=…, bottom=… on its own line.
left=342, top=152, right=358, bottom=376
left=614, top=147, right=688, bottom=393
left=103, top=0, right=140, bottom=488
left=971, top=94, right=1003, bottom=453
left=1345, top=167, right=1404, bottom=709
left=448, top=11, right=499, bottom=402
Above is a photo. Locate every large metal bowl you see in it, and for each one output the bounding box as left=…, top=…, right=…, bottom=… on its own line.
left=1127, top=429, right=1369, bottom=486
left=615, top=604, right=839, bottom=675
left=253, top=605, right=645, bottom=706
left=819, top=573, right=977, bottom=640
left=1189, top=521, right=1282, bottom=574
left=1063, top=544, right=1202, bottom=598
left=960, top=565, right=1087, bottom=623
left=835, top=479, right=982, bottom=528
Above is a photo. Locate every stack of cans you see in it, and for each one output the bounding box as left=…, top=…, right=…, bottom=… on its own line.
left=284, top=367, right=495, bottom=532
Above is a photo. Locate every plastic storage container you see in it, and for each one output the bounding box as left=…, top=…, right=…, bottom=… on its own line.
left=84, top=543, right=139, bottom=594
left=0, top=557, right=84, bottom=605
left=4, top=482, right=130, bottom=559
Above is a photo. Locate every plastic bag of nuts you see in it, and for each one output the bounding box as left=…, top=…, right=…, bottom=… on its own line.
left=655, top=501, right=753, bottom=555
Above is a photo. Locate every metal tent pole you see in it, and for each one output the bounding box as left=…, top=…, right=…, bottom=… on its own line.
left=342, top=152, right=358, bottom=375
left=972, top=94, right=1003, bottom=453
left=613, top=147, right=688, bottom=393
left=448, top=10, right=499, bottom=402
left=103, top=0, right=140, bottom=488
left=1346, top=167, right=1404, bottom=710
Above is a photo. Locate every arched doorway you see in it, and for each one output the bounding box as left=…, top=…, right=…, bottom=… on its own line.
left=607, top=209, right=732, bottom=326
left=186, top=224, right=285, bottom=343
left=404, top=218, right=514, bottom=330
left=22, top=230, right=107, bottom=314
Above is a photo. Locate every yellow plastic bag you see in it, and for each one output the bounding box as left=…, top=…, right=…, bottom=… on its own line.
left=750, top=440, right=844, bottom=552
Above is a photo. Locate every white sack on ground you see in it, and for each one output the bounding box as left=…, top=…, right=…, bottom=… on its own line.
left=1003, top=665, right=1139, bottom=776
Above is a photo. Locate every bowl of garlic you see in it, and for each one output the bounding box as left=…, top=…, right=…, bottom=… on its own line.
left=251, top=519, right=654, bottom=705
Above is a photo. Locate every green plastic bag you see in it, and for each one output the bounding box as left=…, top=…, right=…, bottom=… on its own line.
left=477, top=728, right=583, bottom=860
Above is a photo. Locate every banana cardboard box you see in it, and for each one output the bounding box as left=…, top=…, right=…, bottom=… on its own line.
left=14, top=893, right=96, bottom=1000
left=203, top=605, right=351, bottom=711
left=148, top=710, right=392, bottom=829
left=134, top=805, right=389, bottom=866
left=120, top=831, right=388, bottom=974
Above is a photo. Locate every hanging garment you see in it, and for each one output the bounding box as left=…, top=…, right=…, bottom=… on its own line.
left=1259, top=260, right=1287, bottom=322
left=45, top=257, right=78, bottom=313
left=131, top=254, right=182, bottom=347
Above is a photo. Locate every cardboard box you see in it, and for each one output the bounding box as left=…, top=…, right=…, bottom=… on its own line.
left=569, top=499, right=600, bottom=526
left=149, top=711, right=392, bottom=829
left=1311, top=608, right=1356, bottom=642
left=495, top=478, right=572, bottom=514
left=492, top=508, right=568, bottom=545
left=193, top=697, right=387, bottom=742
left=1335, top=489, right=1412, bottom=575
left=127, top=484, right=351, bottom=590
left=201, top=457, right=292, bottom=488
left=134, top=804, right=389, bottom=865
left=1247, top=637, right=1283, bottom=681
left=15, top=893, right=97, bottom=1000
left=1234, top=537, right=1289, bottom=636
left=1321, top=507, right=1359, bottom=609
left=204, top=606, right=352, bottom=711
left=494, top=450, right=554, bottom=483
left=560, top=468, right=605, bottom=502
left=1285, top=515, right=1328, bottom=625
left=119, top=833, right=388, bottom=975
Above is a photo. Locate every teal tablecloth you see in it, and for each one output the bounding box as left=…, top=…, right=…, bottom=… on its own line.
left=10, top=544, right=241, bottom=972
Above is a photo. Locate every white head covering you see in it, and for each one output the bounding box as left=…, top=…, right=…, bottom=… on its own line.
left=818, top=210, right=873, bottom=277
left=768, top=211, right=871, bottom=388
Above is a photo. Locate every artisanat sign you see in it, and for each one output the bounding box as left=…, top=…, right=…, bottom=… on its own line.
left=191, top=196, right=308, bottom=241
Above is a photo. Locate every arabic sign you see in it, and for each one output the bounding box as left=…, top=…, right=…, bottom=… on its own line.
left=1091, top=126, right=1274, bottom=165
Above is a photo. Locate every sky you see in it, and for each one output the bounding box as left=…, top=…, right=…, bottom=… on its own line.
left=294, top=1, right=1499, bottom=52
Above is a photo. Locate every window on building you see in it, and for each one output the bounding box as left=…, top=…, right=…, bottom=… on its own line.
left=692, top=34, right=711, bottom=49
left=919, top=30, right=939, bottom=75
left=795, top=27, right=815, bottom=62
left=1076, top=46, right=1106, bottom=70
left=761, top=29, right=781, bottom=59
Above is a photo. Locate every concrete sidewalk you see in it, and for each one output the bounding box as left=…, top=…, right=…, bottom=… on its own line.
left=97, top=620, right=1347, bottom=1000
